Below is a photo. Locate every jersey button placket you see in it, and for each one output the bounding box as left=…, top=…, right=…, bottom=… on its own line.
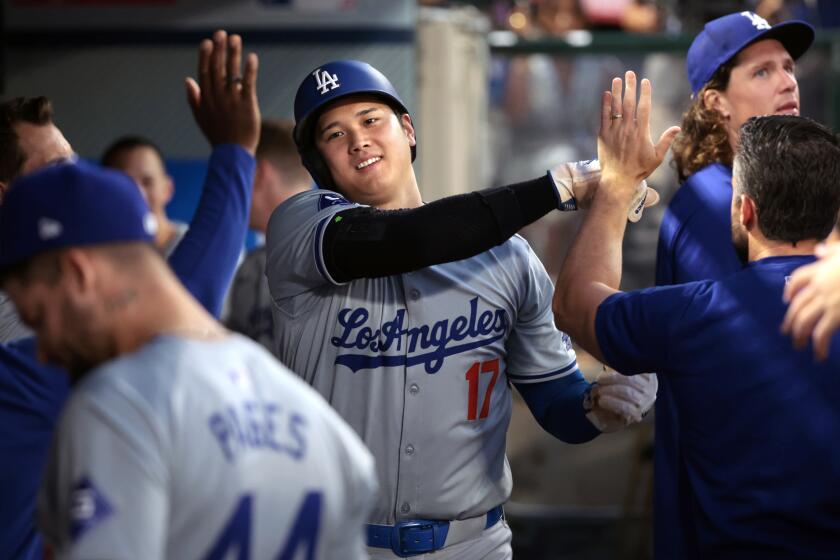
left=400, top=277, right=422, bottom=519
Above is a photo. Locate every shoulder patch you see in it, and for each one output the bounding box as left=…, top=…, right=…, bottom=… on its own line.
left=560, top=332, right=573, bottom=353
left=69, top=477, right=114, bottom=542
left=318, top=192, right=351, bottom=211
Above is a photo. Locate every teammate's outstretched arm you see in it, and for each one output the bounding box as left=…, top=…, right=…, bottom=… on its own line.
left=782, top=240, right=840, bottom=361
left=552, top=72, right=679, bottom=361
left=168, top=30, right=260, bottom=317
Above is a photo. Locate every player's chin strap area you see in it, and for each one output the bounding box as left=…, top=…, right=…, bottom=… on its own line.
left=366, top=505, right=504, bottom=557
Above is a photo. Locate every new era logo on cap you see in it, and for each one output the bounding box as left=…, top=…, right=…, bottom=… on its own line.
left=143, top=213, right=159, bottom=237
left=38, top=218, right=63, bottom=240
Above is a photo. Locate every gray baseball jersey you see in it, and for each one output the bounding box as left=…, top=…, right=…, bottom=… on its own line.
left=38, top=333, right=376, bottom=559
left=265, top=190, right=578, bottom=525
left=226, top=246, right=275, bottom=351
left=0, top=293, right=32, bottom=342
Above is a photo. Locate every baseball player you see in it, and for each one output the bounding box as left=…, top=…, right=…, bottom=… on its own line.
left=265, top=60, right=658, bottom=558
left=0, top=161, right=377, bottom=559
left=101, top=136, right=189, bottom=256
left=554, top=71, right=840, bottom=556
left=226, top=119, right=312, bottom=350
left=0, top=30, right=257, bottom=560
left=654, top=12, right=814, bottom=558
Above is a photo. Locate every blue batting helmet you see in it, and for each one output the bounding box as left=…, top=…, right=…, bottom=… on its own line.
left=293, top=60, right=416, bottom=190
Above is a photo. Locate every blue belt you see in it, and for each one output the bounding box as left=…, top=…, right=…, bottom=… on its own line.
left=366, top=505, right=504, bottom=557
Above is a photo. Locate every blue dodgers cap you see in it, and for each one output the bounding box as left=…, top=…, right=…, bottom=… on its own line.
left=293, top=60, right=416, bottom=189
left=0, top=160, right=157, bottom=270
left=687, top=11, right=814, bottom=94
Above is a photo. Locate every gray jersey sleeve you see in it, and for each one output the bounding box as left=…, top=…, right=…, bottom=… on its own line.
left=38, top=386, right=167, bottom=559
left=265, top=190, right=358, bottom=311
left=505, top=237, right=579, bottom=384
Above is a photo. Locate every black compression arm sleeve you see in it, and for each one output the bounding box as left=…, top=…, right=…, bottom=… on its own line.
left=323, top=174, right=558, bottom=282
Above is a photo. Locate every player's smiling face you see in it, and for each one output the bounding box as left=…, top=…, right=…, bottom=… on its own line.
left=314, top=95, right=417, bottom=209
left=710, top=39, right=800, bottom=149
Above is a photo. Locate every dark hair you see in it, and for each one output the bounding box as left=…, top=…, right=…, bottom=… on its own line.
left=735, top=115, right=840, bottom=243
left=0, top=97, right=54, bottom=185
left=671, top=58, right=737, bottom=182
left=101, top=136, right=165, bottom=169
left=257, top=119, right=311, bottom=187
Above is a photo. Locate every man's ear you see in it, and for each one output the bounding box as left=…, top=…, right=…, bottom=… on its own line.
left=703, top=89, right=730, bottom=119
left=400, top=113, right=416, bottom=147
left=60, top=249, right=97, bottom=296
left=740, top=194, right=757, bottom=230
left=163, top=176, right=175, bottom=205
left=0, top=180, right=7, bottom=202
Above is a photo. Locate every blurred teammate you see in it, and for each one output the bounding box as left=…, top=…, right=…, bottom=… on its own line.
left=226, top=119, right=311, bottom=349
left=0, top=98, right=73, bottom=342
left=654, top=12, right=814, bottom=557
left=0, top=161, right=376, bottom=558
left=102, top=136, right=188, bottom=256
left=266, top=60, right=657, bottom=558
left=0, top=30, right=256, bottom=560
left=553, top=70, right=840, bottom=556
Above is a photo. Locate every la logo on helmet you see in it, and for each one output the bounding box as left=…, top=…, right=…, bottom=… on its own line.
left=313, top=69, right=340, bottom=95
left=741, top=11, right=771, bottom=30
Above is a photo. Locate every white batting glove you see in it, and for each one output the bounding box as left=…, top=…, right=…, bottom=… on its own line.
left=584, top=368, right=657, bottom=432
left=547, top=159, right=660, bottom=222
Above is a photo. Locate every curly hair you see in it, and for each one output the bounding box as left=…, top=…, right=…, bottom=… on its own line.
left=672, top=60, right=736, bottom=182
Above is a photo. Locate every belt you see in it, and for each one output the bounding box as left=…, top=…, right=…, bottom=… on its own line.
left=366, top=505, right=504, bottom=558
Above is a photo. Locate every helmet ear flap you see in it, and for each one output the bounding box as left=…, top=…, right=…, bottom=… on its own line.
left=299, top=146, right=336, bottom=190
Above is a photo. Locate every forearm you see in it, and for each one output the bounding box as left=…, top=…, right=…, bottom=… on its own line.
left=324, top=175, right=558, bottom=281
left=169, top=144, right=254, bottom=317
left=515, top=371, right=600, bottom=444
left=553, top=182, right=631, bottom=360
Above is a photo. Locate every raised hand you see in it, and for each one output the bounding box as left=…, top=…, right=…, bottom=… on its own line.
left=185, top=30, right=261, bottom=155
left=597, top=71, right=679, bottom=205
left=782, top=241, right=840, bottom=361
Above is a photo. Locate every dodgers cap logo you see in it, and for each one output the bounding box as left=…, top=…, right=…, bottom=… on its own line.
left=313, top=68, right=340, bottom=95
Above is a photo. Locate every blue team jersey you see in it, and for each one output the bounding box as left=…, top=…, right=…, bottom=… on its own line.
left=597, top=256, right=840, bottom=559
left=653, top=162, right=744, bottom=558
left=656, top=163, right=742, bottom=284
left=0, top=339, right=68, bottom=560
left=0, top=145, right=254, bottom=560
